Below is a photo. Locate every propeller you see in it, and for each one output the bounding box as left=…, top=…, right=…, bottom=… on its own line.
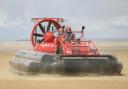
left=32, top=21, right=57, bottom=46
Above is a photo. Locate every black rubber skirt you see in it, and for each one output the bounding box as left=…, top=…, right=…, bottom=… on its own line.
left=9, top=50, right=122, bottom=75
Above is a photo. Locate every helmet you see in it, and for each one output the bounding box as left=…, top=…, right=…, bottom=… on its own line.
left=66, top=26, right=71, bottom=32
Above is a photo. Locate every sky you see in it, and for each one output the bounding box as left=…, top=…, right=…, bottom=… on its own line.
left=0, top=0, right=128, bottom=41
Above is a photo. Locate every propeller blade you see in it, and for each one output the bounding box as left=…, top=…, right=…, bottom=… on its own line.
left=46, top=22, right=51, bottom=32
left=33, top=33, right=43, bottom=37
left=39, top=23, right=45, bottom=33
left=40, top=38, right=44, bottom=42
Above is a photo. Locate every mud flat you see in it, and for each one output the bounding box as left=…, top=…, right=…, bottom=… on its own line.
left=0, top=40, right=128, bottom=89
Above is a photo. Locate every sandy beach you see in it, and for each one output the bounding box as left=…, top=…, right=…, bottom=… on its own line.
left=0, top=40, right=128, bottom=89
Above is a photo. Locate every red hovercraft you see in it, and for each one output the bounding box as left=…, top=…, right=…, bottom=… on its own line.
left=10, top=18, right=122, bottom=75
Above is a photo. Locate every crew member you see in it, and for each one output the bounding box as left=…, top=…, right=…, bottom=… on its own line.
left=54, top=26, right=65, bottom=54
left=65, top=26, right=74, bottom=41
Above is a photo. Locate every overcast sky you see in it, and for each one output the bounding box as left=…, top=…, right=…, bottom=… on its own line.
left=0, top=0, right=128, bottom=41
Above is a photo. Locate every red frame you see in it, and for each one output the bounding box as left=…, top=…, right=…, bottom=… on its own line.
left=30, top=18, right=99, bottom=55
